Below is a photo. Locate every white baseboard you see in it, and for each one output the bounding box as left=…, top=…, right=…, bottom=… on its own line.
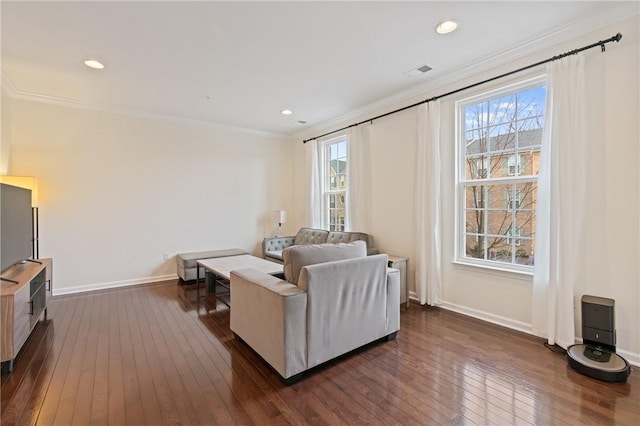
left=438, top=301, right=533, bottom=335
left=615, top=349, right=640, bottom=368
left=434, top=301, right=640, bottom=367
left=52, top=274, right=178, bottom=296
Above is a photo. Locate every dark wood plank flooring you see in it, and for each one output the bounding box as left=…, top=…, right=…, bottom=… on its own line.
left=1, top=280, right=638, bottom=425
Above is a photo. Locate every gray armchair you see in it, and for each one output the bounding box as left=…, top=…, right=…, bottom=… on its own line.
left=231, top=241, right=399, bottom=383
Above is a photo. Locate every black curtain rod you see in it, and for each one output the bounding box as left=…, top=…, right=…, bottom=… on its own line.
left=303, top=32, right=622, bottom=144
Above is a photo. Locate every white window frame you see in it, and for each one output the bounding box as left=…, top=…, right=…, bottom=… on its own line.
left=455, top=76, right=545, bottom=273
left=320, top=135, right=348, bottom=232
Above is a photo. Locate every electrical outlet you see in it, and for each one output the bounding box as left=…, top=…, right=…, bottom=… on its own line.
left=163, top=252, right=169, bottom=261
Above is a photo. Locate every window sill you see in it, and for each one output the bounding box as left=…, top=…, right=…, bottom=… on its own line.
left=451, top=260, right=533, bottom=282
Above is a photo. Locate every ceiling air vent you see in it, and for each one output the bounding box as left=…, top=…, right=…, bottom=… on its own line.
left=405, top=64, right=432, bottom=77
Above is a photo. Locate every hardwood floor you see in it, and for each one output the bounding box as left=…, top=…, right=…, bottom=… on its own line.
left=1, top=280, right=638, bottom=425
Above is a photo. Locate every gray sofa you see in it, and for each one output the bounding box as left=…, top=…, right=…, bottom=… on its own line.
left=230, top=240, right=400, bottom=383
left=262, top=227, right=378, bottom=264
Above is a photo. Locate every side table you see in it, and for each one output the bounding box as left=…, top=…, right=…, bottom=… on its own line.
left=388, top=255, right=409, bottom=308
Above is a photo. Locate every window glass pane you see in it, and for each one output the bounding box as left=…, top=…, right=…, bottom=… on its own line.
left=329, top=208, right=346, bottom=232
left=487, top=210, right=512, bottom=236
left=465, top=235, right=485, bottom=259
left=515, top=239, right=535, bottom=265
left=487, top=152, right=508, bottom=178
left=465, top=102, right=488, bottom=131
left=517, top=86, right=546, bottom=120
left=329, top=170, right=336, bottom=189
left=337, top=142, right=346, bottom=159
left=504, top=154, right=523, bottom=176
left=516, top=182, right=536, bottom=209
left=487, top=238, right=512, bottom=263
left=486, top=184, right=510, bottom=209
left=488, top=94, right=517, bottom=126
left=465, top=157, right=489, bottom=180
left=465, top=210, right=483, bottom=234
left=465, top=130, right=487, bottom=157
left=518, top=118, right=544, bottom=136
left=488, top=127, right=516, bottom=152
left=465, top=185, right=485, bottom=208
left=516, top=148, right=541, bottom=179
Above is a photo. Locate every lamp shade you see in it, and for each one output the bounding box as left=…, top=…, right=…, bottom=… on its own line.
left=0, top=175, right=39, bottom=207
left=278, top=210, right=287, bottom=224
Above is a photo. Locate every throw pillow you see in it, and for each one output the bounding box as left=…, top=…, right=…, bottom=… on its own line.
left=282, top=240, right=366, bottom=285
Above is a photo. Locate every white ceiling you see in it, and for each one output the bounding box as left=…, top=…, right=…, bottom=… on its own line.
left=1, top=1, right=637, bottom=137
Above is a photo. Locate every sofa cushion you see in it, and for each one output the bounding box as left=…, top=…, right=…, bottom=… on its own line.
left=282, top=240, right=366, bottom=285
left=327, top=231, right=372, bottom=246
left=293, top=228, right=329, bottom=246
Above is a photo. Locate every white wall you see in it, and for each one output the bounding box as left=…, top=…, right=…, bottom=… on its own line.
left=7, top=98, right=294, bottom=294
left=292, top=16, right=640, bottom=364
left=1, top=90, right=11, bottom=173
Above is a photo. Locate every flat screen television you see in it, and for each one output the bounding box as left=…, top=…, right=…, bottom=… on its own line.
left=1, top=183, right=33, bottom=274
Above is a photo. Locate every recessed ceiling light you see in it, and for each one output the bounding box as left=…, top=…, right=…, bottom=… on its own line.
left=84, top=59, right=105, bottom=69
left=280, top=109, right=293, bottom=115
left=436, top=19, right=458, bottom=35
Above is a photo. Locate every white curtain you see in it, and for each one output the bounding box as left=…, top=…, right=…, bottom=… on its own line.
left=532, top=55, right=586, bottom=349
left=346, top=124, right=371, bottom=232
left=415, top=101, right=442, bottom=306
left=305, top=139, right=322, bottom=229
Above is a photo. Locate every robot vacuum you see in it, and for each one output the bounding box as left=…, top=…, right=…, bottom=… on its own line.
left=567, top=295, right=630, bottom=383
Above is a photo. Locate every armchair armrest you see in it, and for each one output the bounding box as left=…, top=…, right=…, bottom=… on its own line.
left=262, top=236, right=295, bottom=260
left=230, top=268, right=307, bottom=379
left=386, top=267, right=400, bottom=334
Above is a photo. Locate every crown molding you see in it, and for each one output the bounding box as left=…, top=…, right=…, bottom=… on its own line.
left=294, top=4, right=640, bottom=142
left=1, top=71, right=286, bottom=140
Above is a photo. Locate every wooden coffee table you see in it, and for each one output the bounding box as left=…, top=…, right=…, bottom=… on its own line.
left=196, top=255, right=283, bottom=309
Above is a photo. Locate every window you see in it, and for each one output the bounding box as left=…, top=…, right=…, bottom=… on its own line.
left=505, top=226, right=523, bottom=246
left=506, top=188, right=522, bottom=210
left=457, top=78, right=546, bottom=271
left=323, top=137, right=348, bottom=231
left=507, top=154, right=525, bottom=175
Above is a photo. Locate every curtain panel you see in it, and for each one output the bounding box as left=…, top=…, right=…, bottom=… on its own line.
left=532, top=55, right=586, bottom=349
left=304, top=139, right=322, bottom=229
left=346, top=124, right=371, bottom=232
left=415, top=101, right=442, bottom=306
